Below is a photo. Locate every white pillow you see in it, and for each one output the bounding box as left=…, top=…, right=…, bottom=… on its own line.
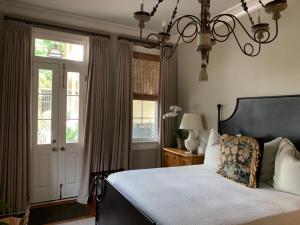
left=273, top=139, right=300, bottom=195
left=204, top=129, right=221, bottom=170
left=260, top=137, right=283, bottom=182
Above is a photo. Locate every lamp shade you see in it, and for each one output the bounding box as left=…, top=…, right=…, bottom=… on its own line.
left=179, top=113, right=203, bottom=130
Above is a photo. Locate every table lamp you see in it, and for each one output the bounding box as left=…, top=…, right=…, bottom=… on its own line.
left=179, top=113, right=203, bottom=154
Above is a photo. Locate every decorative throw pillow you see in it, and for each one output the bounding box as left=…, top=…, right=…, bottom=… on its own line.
left=204, top=129, right=242, bottom=170
left=273, top=139, right=300, bottom=195
left=204, top=129, right=221, bottom=170
left=260, top=137, right=283, bottom=182
left=217, top=135, right=262, bottom=188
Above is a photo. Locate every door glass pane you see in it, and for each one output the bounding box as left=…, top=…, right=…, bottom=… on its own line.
left=37, top=69, right=53, bottom=145
left=66, top=72, right=80, bottom=143
left=67, top=96, right=79, bottom=119
left=39, top=69, right=52, bottom=94
left=67, top=72, right=80, bottom=95
left=38, top=120, right=51, bottom=145
left=38, top=95, right=52, bottom=119
left=66, top=120, right=79, bottom=143
left=35, top=38, right=84, bottom=62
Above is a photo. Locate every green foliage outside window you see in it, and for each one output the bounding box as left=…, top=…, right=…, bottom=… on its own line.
left=35, top=39, right=66, bottom=58
left=66, top=126, right=78, bottom=143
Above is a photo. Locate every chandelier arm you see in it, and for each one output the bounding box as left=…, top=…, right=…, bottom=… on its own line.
left=210, top=19, right=236, bottom=42
left=179, top=21, right=200, bottom=43
left=171, top=15, right=202, bottom=29
left=210, top=17, right=262, bottom=57
left=258, top=19, right=279, bottom=44
left=232, top=31, right=262, bottom=57
left=139, top=28, right=161, bottom=49
left=210, top=14, right=277, bottom=44
left=162, top=18, right=200, bottom=60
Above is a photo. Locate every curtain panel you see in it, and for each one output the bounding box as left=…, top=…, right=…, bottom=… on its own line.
left=78, top=36, right=110, bottom=204
left=158, top=50, right=178, bottom=162
left=0, top=20, right=32, bottom=212
left=111, top=41, right=133, bottom=170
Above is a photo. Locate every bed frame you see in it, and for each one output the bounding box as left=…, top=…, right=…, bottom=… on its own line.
left=217, top=95, right=300, bottom=149
left=96, top=94, right=300, bottom=225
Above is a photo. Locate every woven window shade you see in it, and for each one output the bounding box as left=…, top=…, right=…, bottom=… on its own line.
left=133, top=52, right=160, bottom=101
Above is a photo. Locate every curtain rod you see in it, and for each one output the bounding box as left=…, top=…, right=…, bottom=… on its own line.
left=4, top=15, right=173, bottom=48
left=118, top=36, right=173, bottom=49
left=4, top=15, right=110, bottom=39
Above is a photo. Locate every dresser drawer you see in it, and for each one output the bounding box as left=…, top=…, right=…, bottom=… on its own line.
left=163, top=151, right=180, bottom=167
left=179, top=157, right=192, bottom=166
left=162, top=148, right=204, bottom=167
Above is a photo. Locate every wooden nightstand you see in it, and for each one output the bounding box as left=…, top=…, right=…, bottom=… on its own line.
left=162, top=148, right=205, bottom=167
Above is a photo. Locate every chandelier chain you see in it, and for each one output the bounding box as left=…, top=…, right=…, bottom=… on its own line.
left=151, top=0, right=164, bottom=17
left=241, top=0, right=255, bottom=26
left=167, top=0, right=180, bottom=33
left=259, top=0, right=265, bottom=8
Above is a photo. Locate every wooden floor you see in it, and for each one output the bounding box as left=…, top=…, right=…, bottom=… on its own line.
left=45, top=216, right=94, bottom=225
left=31, top=198, right=96, bottom=225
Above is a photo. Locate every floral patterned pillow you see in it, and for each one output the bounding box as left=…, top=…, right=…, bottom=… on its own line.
left=217, top=134, right=262, bottom=188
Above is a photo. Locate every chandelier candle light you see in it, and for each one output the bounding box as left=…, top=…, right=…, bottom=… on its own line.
left=134, top=0, right=288, bottom=81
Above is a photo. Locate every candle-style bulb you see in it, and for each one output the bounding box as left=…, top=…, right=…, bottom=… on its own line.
left=162, top=20, right=166, bottom=32
left=258, top=9, right=261, bottom=24
left=140, top=0, right=144, bottom=11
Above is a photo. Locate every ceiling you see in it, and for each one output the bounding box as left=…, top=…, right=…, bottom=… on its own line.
left=6, top=0, right=241, bottom=32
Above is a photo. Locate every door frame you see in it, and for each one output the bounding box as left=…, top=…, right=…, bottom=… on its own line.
left=31, top=28, right=88, bottom=203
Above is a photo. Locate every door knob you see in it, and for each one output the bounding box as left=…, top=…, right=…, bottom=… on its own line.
left=51, top=147, right=57, bottom=152
left=60, top=147, right=66, bottom=151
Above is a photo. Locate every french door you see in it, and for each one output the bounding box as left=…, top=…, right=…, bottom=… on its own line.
left=31, top=61, right=86, bottom=203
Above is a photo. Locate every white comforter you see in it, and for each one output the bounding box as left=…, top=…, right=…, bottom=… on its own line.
left=108, top=165, right=300, bottom=225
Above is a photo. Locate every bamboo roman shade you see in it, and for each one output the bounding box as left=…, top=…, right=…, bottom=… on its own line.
left=133, top=52, right=160, bottom=101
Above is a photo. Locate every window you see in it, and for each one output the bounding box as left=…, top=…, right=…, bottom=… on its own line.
left=35, top=38, right=84, bottom=61
left=132, top=52, right=160, bottom=141
left=33, top=28, right=88, bottom=63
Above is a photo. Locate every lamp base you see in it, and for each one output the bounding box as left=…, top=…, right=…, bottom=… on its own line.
left=184, top=130, right=199, bottom=154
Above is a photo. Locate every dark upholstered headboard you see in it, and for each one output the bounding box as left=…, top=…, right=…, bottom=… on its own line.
left=217, top=95, right=300, bottom=150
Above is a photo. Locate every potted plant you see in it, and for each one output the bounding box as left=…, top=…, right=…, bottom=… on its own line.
left=163, top=105, right=188, bottom=149
left=175, top=129, right=188, bottom=149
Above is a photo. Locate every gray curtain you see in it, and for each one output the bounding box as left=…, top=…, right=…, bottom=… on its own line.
left=78, top=36, right=110, bottom=204
left=0, top=21, right=32, bottom=212
left=158, top=50, right=178, bottom=162
left=111, top=41, right=133, bottom=170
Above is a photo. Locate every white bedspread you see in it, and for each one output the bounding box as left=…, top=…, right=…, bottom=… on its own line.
left=108, top=165, right=300, bottom=225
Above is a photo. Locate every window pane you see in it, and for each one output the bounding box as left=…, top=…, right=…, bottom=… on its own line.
left=67, top=72, right=80, bottom=95
left=39, top=69, right=52, bottom=94
left=38, top=95, right=52, bottom=119
left=67, top=96, right=79, bottom=119
left=132, top=100, right=157, bottom=140
left=66, top=120, right=79, bottom=143
left=35, top=38, right=84, bottom=61
left=38, top=120, right=51, bottom=145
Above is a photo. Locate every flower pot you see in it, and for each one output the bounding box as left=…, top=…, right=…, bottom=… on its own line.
left=176, top=138, right=185, bottom=149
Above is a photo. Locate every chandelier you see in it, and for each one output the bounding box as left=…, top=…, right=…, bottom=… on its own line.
left=134, top=0, right=288, bottom=81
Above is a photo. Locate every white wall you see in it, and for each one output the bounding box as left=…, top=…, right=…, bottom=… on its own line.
left=178, top=0, right=300, bottom=144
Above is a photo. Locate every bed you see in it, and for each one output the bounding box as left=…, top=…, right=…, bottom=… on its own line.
left=96, top=95, right=300, bottom=225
